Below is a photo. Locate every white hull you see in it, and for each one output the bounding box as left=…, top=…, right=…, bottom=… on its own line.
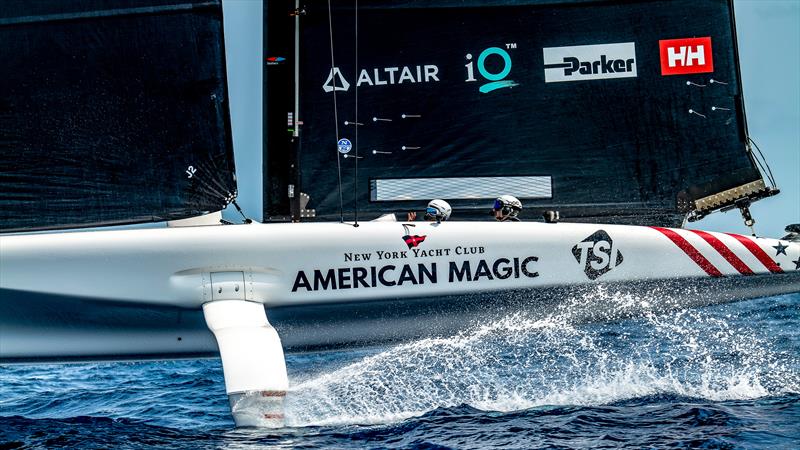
left=2, top=221, right=799, bottom=362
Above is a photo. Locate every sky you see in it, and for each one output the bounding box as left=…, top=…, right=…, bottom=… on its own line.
left=221, top=0, right=799, bottom=238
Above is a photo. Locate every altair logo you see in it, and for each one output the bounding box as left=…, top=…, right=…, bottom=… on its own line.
left=322, top=64, right=439, bottom=93
left=323, top=67, right=350, bottom=93
left=464, top=45, right=520, bottom=93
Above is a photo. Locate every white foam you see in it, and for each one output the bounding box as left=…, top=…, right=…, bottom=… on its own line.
left=283, top=290, right=799, bottom=427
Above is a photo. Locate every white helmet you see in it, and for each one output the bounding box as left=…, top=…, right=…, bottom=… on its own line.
left=493, top=195, right=522, bottom=219
left=425, top=199, right=451, bottom=222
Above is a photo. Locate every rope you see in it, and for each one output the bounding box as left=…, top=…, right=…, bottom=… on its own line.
left=748, top=137, right=777, bottom=188
left=327, top=0, right=344, bottom=222
left=353, top=0, right=359, bottom=226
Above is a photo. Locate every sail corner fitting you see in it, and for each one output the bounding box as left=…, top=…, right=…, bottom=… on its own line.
left=683, top=179, right=779, bottom=223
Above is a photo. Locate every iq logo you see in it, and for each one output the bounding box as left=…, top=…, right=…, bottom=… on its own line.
left=465, top=46, right=520, bottom=93
left=337, top=138, right=352, bottom=154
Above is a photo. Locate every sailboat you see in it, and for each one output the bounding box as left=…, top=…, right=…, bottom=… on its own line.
left=1, top=0, right=798, bottom=427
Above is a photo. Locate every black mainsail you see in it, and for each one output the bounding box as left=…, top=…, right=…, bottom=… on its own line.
left=0, top=0, right=236, bottom=232
left=264, top=0, right=777, bottom=226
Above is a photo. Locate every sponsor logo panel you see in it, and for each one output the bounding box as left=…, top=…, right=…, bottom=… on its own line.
left=659, top=37, right=713, bottom=76
left=464, top=45, right=520, bottom=93
left=291, top=227, right=540, bottom=292
left=323, top=64, right=439, bottom=93
left=543, top=42, right=637, bottom=83
left=572, top=230, right=624, bottom=280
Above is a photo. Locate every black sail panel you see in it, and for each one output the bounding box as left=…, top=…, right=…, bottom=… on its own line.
left=265, top=0, right=768, bottom=225
left=0, top=0, right=236, bottom=232
left=263, top=0, right=295, bottom=221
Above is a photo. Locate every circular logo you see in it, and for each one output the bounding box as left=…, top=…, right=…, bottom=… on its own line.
left=477, top=47, right=512, bottom=81
left=337, top=138, right=352, bottom=154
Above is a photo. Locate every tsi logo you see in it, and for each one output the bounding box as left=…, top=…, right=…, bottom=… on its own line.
left=571, top=230, right=624, bottom=280
left=465, top=45, right=519, bottom=93
left=543, top=42, right=637, bottom=83
left=659, top=37, right=713, bottom=76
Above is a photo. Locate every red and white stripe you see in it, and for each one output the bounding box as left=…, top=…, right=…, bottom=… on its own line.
left=724, top=232, right=783, bottom=274
left=650, top=227, right=783, bottom=277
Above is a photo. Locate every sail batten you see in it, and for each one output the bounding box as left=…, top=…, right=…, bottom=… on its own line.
left=264, top=0, right=772, bottom=226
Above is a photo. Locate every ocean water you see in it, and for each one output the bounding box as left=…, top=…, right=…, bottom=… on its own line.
left=1, top=291, right=798, bottom=449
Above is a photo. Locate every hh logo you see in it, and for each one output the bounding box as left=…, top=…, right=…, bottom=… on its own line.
left=572, top=230, right=624, bottom=280
left=659, top=37, right=713, bottom=76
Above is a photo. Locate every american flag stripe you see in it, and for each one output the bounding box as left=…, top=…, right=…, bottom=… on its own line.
left=651, top=227, right=723, bottom=277
left=724, top=233, right=783, bottom=274
left=688, top=230, right=754, bottom=275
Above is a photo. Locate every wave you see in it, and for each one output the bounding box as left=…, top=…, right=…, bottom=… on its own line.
left=284, top=291, right=800, bottom=427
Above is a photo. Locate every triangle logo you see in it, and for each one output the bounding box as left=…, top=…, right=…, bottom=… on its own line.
left=322, top=67, right=350, bottom=93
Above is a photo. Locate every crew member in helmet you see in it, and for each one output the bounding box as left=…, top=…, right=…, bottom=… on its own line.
left=492, top=195, right=522, bottom=222
left=407, top=199, right=452, bottom=223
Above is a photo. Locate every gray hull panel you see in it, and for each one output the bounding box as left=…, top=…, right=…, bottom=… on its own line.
left=2, top=271, right=799, bottom=363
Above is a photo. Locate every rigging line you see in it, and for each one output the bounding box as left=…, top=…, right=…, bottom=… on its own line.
left=750, top=150, right=773, bottom=188
left=752, top=154, right=771, bottom=186
left=327, top=0, right=344, bottom=222
left=751, top=138, right=776, bottom=187
left=230, top=199, right=252, bottom=224
left=747, top=138, right=773, bottom=187
left=353, top=0, right=359, bottom=227
left=749, top=137, right=777, bottom=188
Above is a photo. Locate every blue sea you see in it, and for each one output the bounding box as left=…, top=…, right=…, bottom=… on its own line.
left=2, top=292, right=799, bottom=449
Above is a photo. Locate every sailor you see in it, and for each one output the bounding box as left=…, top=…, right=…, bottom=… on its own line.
left=492, top=195, right=522, bottom=222
left=407, top=199, right=452, bottom=223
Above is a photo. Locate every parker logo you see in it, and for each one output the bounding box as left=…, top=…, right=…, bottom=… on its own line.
left=401, top=224, right=426, bottom=249
left=659, top=37, right=713, bottom=76
left=572, top=230, right=624, bottom=280
left=543, top=42, right=637, bottom=83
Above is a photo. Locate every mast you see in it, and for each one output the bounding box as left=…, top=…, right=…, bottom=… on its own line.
left=263, top=1, right=297, bottom=222
left=290, top=0, right=303, bottom=222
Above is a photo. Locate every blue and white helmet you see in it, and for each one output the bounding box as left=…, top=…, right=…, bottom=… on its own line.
left=425, top=199, right=451, bottom=222
left=493, top=195, right=522, bottom=219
